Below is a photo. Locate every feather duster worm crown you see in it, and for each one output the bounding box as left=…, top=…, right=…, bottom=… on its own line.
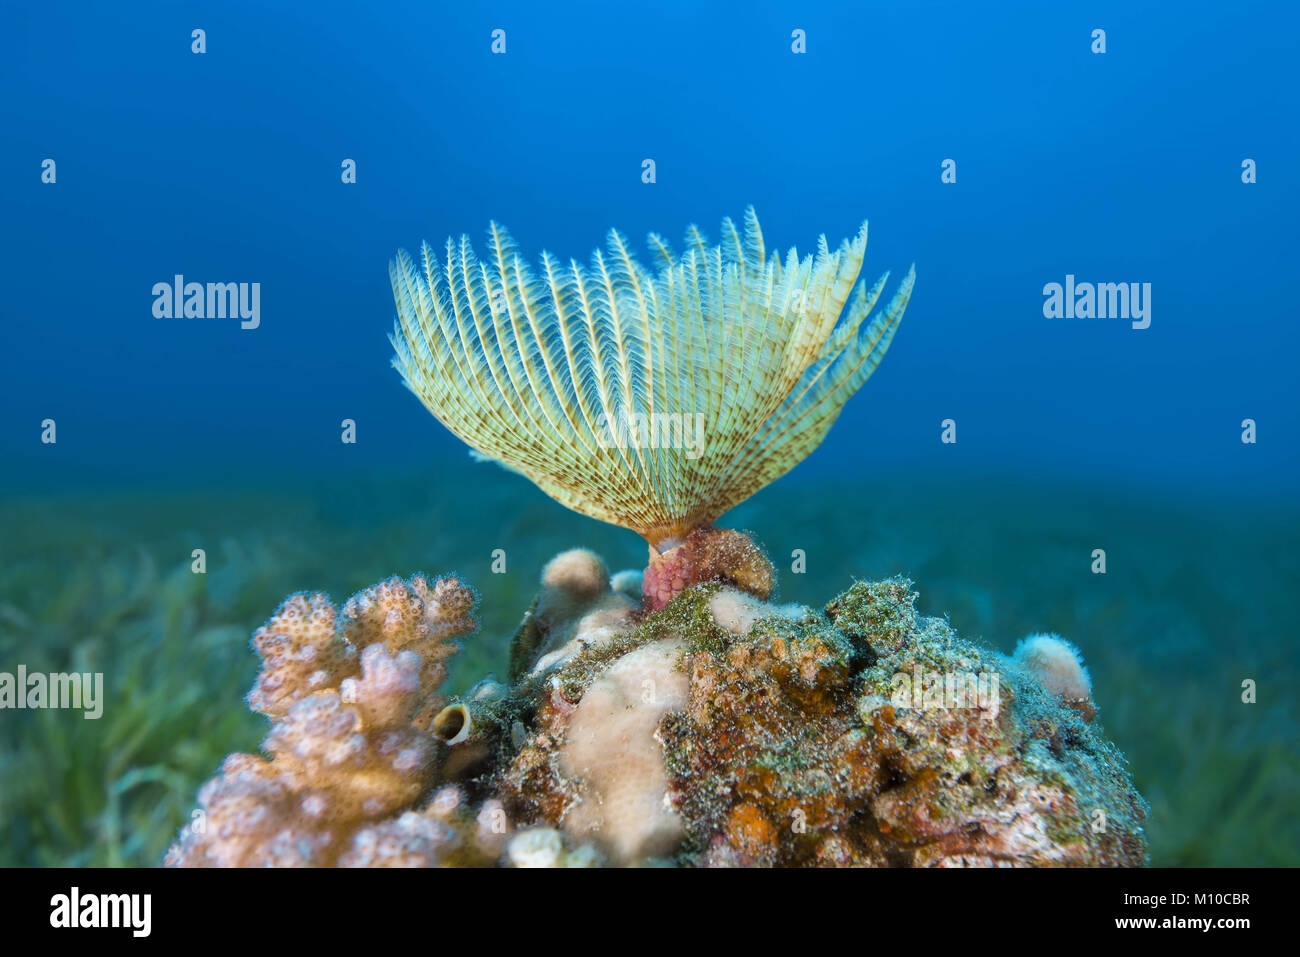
left=390, top=207, right=913, bottom=548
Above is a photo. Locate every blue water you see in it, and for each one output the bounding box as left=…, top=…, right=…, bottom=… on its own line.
left=3, top=0, right=1296, bottom=496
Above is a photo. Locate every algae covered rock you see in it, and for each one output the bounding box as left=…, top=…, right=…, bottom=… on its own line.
left=496, top=570, right=1147, bottom=867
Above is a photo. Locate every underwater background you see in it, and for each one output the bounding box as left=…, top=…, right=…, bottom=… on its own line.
left=1, top=0, right=1296, bottom=866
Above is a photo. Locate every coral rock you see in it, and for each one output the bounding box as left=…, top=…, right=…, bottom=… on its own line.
left=170, top=554, right=1147, bottom=869
left=500, top=564, right=1147, bottom=867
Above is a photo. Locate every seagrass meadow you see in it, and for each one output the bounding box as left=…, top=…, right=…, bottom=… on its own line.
left=0, top=463, right=1295, bottom=867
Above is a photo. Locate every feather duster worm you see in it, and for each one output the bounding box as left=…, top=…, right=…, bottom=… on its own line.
left=390, top=208, right=913, bottom=604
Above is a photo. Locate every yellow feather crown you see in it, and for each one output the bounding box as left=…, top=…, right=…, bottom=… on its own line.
left=390, top=207, right=913, bottom=547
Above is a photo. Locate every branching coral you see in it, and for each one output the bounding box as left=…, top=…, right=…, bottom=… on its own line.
left=165, top=575, right=482, bottom=867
